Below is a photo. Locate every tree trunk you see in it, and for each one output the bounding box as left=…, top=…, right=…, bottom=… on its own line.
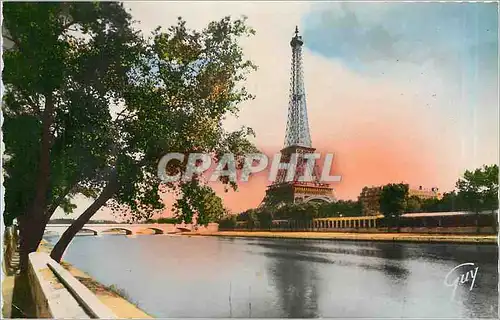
left=492, top=210, right=498, bottom=234
left=50, top=180, right=118, bottom=262
left=19, top=94, right=55, bottom=272
left=18, top=215, right=47, bottom=272
left=27, top=94, right=55, bottom=219
left=476, top=212, right=480, bottom=234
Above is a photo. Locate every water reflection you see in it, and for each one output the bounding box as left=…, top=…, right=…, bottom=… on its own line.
left=262, top=240, right=320, bottom=318
left=378, top=243, right=410, bottom=279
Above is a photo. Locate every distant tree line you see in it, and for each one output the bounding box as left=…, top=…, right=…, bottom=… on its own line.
left=218, top=200, right=362, bottom=230
left=48, top=217, right=192, bottom=225
left=47, top=218, right=122, bottom=224
left=219, top=164, right=498, bottom=234
left=145, top=217, right=180, bottom=224
left=379, top=164, right=498, bottom=232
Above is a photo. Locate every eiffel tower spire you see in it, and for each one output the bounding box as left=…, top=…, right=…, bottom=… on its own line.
left=259, top=27, right=335, bottom=208
left=284, top=26, right=312, bottom=148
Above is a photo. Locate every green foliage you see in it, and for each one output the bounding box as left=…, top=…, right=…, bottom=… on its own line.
left=334, top=200, right=362, bottom=217
left=419, top=191, right=466, bottom=212
left=232, top=199, right=362, bottom=230
left=237, top=207, right=274, bottom=230
left=315, top=200, right=361, bottom=218
left=2, top=2, right=141, bottom=226
left=379, top=183, right=409, bottom=228
left=3, top=3, right=259, bottom=267
left=47, top=218, right=120, bottom=224
left=256, top=208, right=273, bottom=230
left=285, top=202, right=318, bottom=222
left=456, top=164, right=499, bottom=213
left=237, top=208, right=259, bottom=229
left=2, top=115, right=40, bottom=226
left=218, top=214, right=237, bottom=229
left=3, top=3, right=258, bottom=231
left=146, top=217, right=181, bottom=224
left=261, top=186, right=294, bottom=208
left=481, top=164, right=499, bottom=212
left=172, top=182, right=227, bottom=226
left=110, top=15, right=258, bottom=223
left=406, top=195, right=422, bottom=213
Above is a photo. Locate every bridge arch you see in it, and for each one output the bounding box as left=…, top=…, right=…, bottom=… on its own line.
left=78, top=228, right=99, bottom=236
left=140, top=227, right=164, bottom=235
left=101, top=227, right=134, bottom=235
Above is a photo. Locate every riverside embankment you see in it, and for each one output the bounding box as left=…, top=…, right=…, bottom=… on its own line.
left=38, top=239, right=152, bottom=318
left=187, top=231, right=498, bottom=244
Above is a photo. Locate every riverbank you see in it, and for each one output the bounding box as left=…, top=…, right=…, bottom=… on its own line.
left=186, top=231, right=497, bottom=244
left=38, top=240, right=152, bottom=318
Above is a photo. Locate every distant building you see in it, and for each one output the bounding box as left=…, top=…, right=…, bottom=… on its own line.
left=359, top=185, right=442, bottom=216
left=359, top=186, right=383, bottom=216
left=409, top=186, right=443, bottom=200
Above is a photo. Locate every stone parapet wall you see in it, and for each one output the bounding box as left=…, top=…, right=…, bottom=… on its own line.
left=28, top=252, right=117, bottom=319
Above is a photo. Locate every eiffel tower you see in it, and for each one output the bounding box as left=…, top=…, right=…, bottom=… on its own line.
left=260, top=27, right=335, bottom=208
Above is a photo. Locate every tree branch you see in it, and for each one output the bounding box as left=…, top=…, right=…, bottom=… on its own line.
left=2, top=34, right=21, bottom=50
left=44, top=180, right=80, bottom=222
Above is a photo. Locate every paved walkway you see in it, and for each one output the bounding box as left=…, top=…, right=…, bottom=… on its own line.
left=2, top=232, right=23, bottom=318
left=2, top=274, right=15, bottom=318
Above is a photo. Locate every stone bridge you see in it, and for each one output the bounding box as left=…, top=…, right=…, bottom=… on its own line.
left=45, top=223, right=195, bottom=236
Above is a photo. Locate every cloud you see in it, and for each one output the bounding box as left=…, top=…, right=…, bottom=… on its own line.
left=303, top=2, right=498, bottom=76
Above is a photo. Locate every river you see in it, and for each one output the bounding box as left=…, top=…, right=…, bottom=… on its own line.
left=44, top=234, right=498, bottom=318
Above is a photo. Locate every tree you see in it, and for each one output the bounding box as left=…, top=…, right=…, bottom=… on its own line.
left=337, top=200, right=362, bottom=217
left=3, top=2, right=142, bottom=270
left=241, top=209, right=258, bottom=230
left=379, top=183, right=409, bottom=232
left=173, top=182, right=227, bottom=226
left=3, top=2, right=259, bottom=264
left=302, top=202, right=320, bottom=229
left=420, top=197, right=440, bottom=212
left=481, top=165, right=499, bottom=209
left=256, top=208, right=273, bottom=230
left=49, top=15, right=258, bottom=262
left=218, top=214, right=237, bottom=230
left=288, top=203, right=307, bottom=230
left=317, top=202, right=334, bottom=218
left=406, top=195, right=422, bottom=213
left=315, top=200, right=361, bottom=218
left=456, top=164, right=498, bottom=233
left=146, top=217, right=181, bottom=224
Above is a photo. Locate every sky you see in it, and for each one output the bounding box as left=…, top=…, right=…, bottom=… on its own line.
left=53, top=1, right=499, bottom=220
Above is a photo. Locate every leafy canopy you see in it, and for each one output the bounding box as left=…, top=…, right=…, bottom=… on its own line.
left=456, top=164, right=499, bottom=213
left=2, top=2, right=142, bottom=226
left=379, top=183, right=409, bottom=219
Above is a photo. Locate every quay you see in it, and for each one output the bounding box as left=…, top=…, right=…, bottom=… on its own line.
left=186, top=231, right=497, bottom=244
left=2, top=226, right=152, bottom=319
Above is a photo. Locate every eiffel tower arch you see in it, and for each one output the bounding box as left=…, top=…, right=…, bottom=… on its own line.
left=260, top=27, right=336, bottom=208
